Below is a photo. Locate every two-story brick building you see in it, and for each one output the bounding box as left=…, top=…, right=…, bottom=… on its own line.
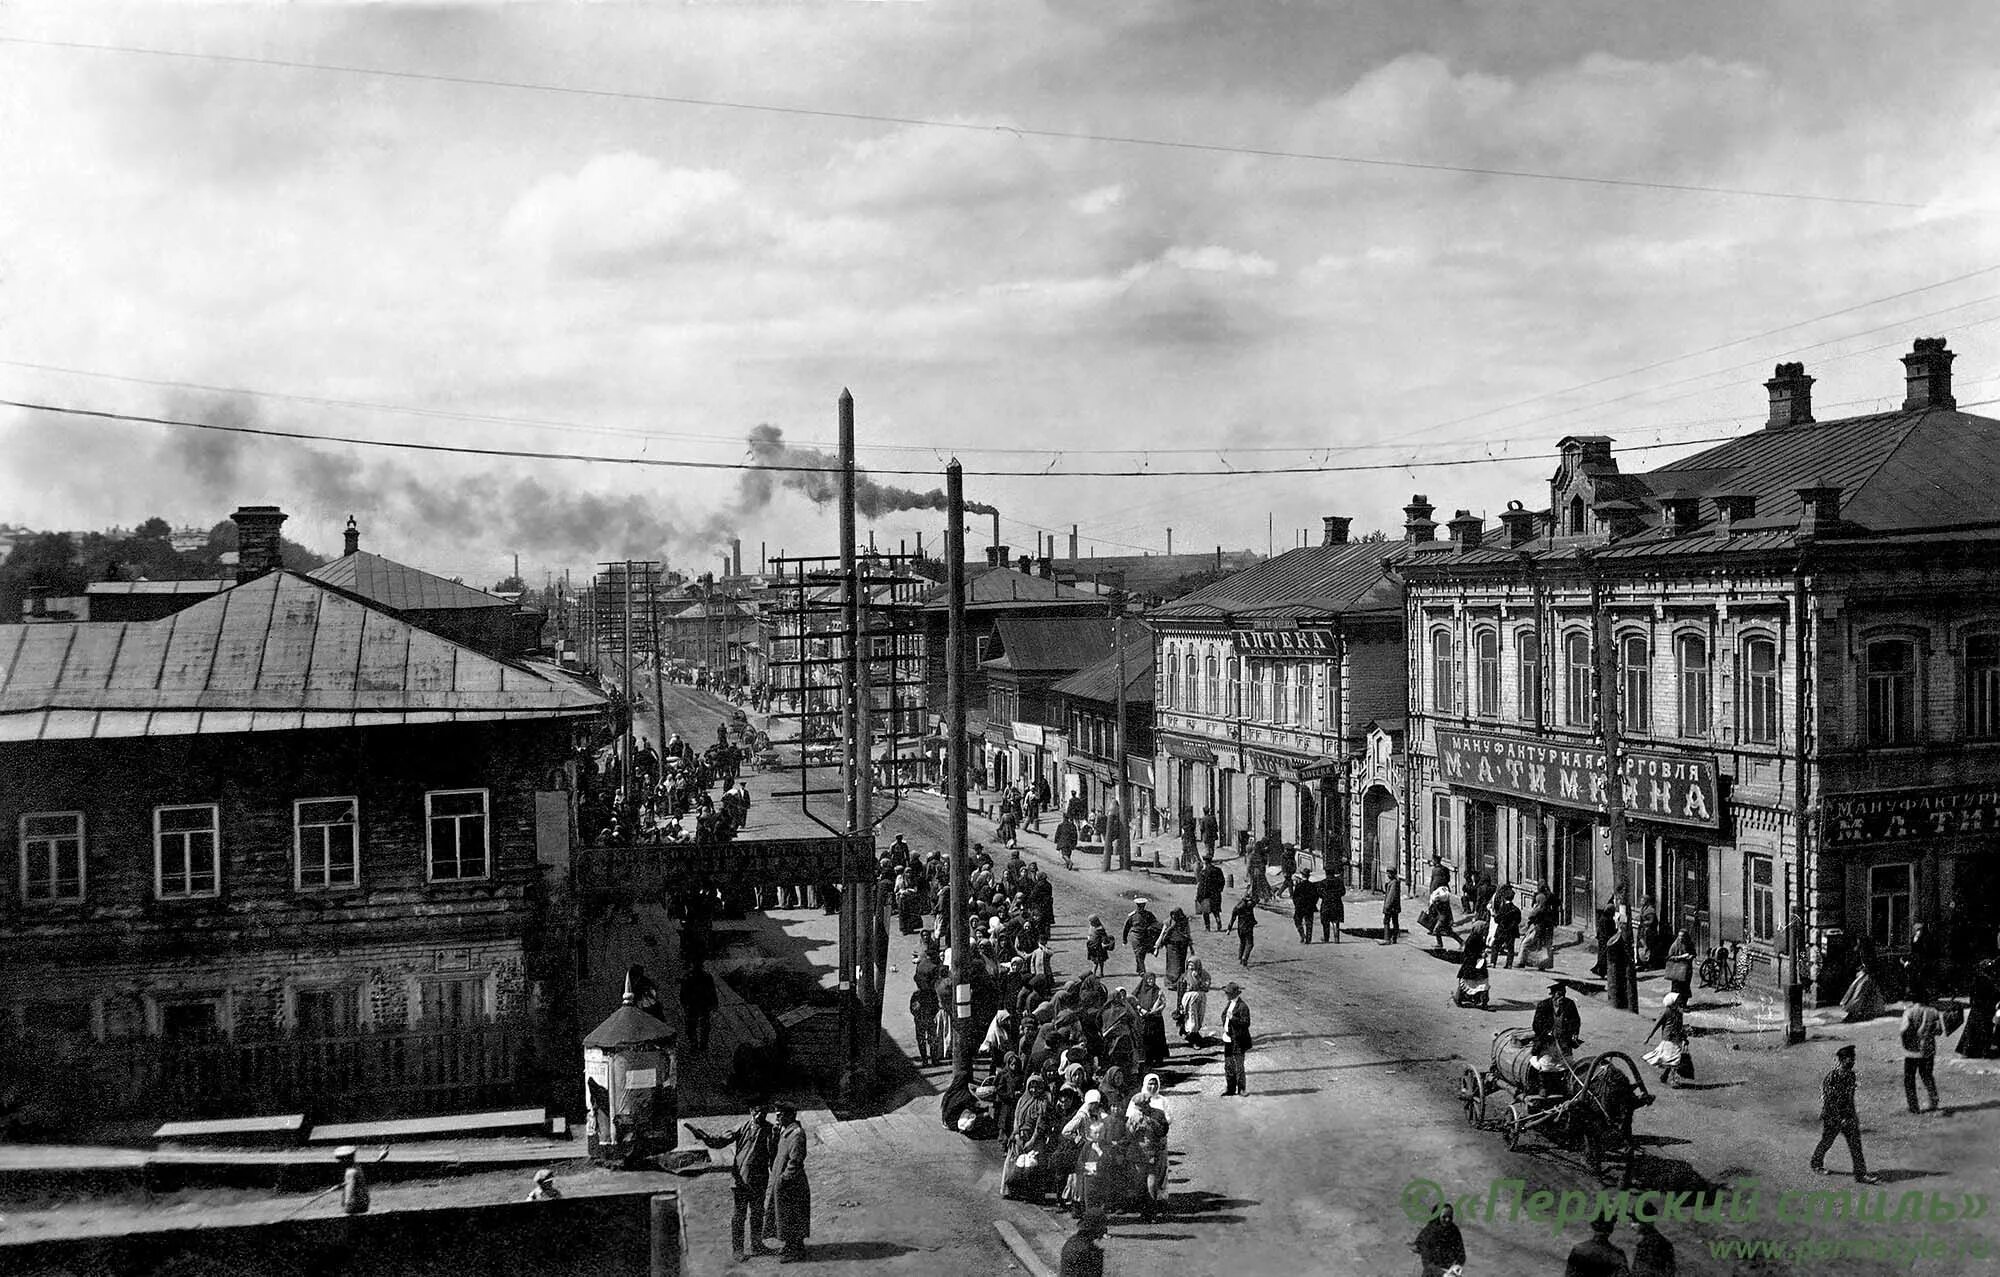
left=1, top=512, right=608, bottom=1128
left=1149, top=518, right=1411, bottom=877
left=1401, top=338, right=2000, bottom=998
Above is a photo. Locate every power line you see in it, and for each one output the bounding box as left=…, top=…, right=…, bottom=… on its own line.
left=0, top=33, right=1972, bottom=214
left=20, top=393, right=1993, bottom=480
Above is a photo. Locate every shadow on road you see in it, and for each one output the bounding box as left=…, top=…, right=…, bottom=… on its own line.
left=797, top=1241, right=921, bottom=1262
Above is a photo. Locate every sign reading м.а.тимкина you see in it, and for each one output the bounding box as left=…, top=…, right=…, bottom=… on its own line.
left=1435, top=728, right=1719, bottom=830
left=1824, top=787, right=2000, bottom=848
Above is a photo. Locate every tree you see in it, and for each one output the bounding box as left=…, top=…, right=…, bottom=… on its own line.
left=136, top=516, right=172, bottom=540
left=491, top=575, right=526, bottom=594
left=0, top=532, right=87, bottom=618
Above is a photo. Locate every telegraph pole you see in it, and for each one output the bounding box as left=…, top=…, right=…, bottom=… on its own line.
left=1591, top=560, right=1640, bottom=1013
left=946, top=462, right=972, bottom=1077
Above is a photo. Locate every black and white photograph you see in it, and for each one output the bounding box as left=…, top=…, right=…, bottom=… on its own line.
left=2, top=3, right=1998, bottom=1273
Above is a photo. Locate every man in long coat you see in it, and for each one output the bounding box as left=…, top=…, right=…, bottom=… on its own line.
left=764, top=1104, right=811, bottom=1259
left=1220, top=983, right=1253, bottom=1095
left=687, top=1103, right=776, bottom=1261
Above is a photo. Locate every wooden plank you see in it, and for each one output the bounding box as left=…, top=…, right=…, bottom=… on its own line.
left=306, top=1107, right=547, bottom=1145
left=153, top=1114, right=307, bottom=1147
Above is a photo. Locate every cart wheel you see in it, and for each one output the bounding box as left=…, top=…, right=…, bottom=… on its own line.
left=1697, top=958, right=1719, bottom=988
left=1505, top=1105, right=1526, bottom=1150
left=1460, top=1068, right=1486, bottom=1128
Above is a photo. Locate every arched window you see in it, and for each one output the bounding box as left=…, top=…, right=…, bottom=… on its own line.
left=1474, top=627, right=1500, bottom=717
left=1431, top=629, right=1456, bottom=713
left=1620, top=634, right=1651, bottom=733
left=1204, top=655, right=1219, bottom=716
left=1273, top=666, right=1290, bottom=725
left=1184, top=652, right=1200, bottom=711
left=1866, top=639, right=1916, bottom=745
left=1966, top=633, right=2000, bottom=740
left=1676, top=634, right=1710, bottom=738
left=1164, top=653, right=1177, bottom=709
left=1296, top=665, right=1312, bottom=726
left=1569, top=495, right=1586, bottom=534
left=1247, top=661, right=1265, bottom=721
left=1226, top=658, right=1241, bottom=718
left=1742, top=638, right=1779, bottom=745
left=1564, top=631, right=1592, bottom=726
left=1517, top=630, right=1542, bottom=723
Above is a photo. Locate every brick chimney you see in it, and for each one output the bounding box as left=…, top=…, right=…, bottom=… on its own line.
left=1037, top=556, right=1055, bottom=580
left=230, top=505, right=287, bottom=584
left=1016, top=554, right=1032, bottom=574
left=1403, top=494, right=1437, bottom=544
left=342, top=515, right=360, bottom=556
left=985, top=544, right=1008, bottom=568
left=1765, top=362, right=1815, bottom=429
left=1902, top=337, right=1956, bottom=410
left=1795, top=482, right=1842, bottom=540
left=1713, top=492, right=1756, bottom=536
left=1498, top=500, right=1537, bottom=547
left=1445, top=509, right=1483, bottom=551
left=1321, top=515, right=1352, bottom=546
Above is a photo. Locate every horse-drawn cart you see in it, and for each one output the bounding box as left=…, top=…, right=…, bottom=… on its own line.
left=1458, top=1028, right=1653, bottom=1185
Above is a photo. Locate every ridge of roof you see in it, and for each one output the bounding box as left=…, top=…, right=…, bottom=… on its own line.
left=309, top=550, right=514, bottom=613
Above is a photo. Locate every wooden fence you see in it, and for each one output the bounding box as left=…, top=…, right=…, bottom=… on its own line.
left=5, top=1019, right=547, bottom=1128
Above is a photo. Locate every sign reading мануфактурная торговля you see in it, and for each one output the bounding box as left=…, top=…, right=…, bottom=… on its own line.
left=1435, top=728, right=1720, bottom=831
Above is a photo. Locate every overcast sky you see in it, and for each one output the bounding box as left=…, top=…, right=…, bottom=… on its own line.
left=4, top=2, right=1998, bottom=585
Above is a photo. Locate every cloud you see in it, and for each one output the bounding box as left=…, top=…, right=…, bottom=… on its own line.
left=1163, top=245, right=1278, bottom=277
left=501, top=154, right=778, bottom=270
left=1071, top=184, right=1126, bottom=216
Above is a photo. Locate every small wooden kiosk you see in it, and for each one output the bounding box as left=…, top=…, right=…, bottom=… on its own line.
left=583, top=980, right=679, bottom=1166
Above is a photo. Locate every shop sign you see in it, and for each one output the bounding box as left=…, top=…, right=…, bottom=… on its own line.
left=1246, top=748, right=1303, bottom=782
left=1013, top=722, right=1046, bottom=748
left=1232, top=628, right=1338, bottom=655
left=1297, top=758, right=1342, bottom=782
left=1825, top=786, right=2000, bottom=848
left=1164, top=737, right=1219, bottom=764
left=1435, top=728, right=1719, bottom=830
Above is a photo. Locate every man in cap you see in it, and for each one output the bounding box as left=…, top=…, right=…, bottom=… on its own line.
left=1059, top=1206, right=1109, bottom=1276
left=1530, top=980, right=1583, bottom=1100
left=687, top=1103, right=778, bottom=1260
left=1122, top=896, right=1161, bottom=975
left=1220, top=982, right=1253, bottom=1096
left=1563, top=1215, right=1627, bottom=1276
left=1810, top=1044, right=1879, bottom=1183
left=1380, top=868, right=1403, bottom=944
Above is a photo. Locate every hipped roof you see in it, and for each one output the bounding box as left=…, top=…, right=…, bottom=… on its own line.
left=1051, top=623, right=1155, bottom=705
left=310, top=551, right=514, bottom=613
left=0, top=570, right=609, bottom=742
left=1152, top=540, right=1411, bottom=621
left=921, top=566, right=1106, bottom=611
left=981, top=615, right=1116, bottom=673
left=583, top=1001, right=675, bottom=1048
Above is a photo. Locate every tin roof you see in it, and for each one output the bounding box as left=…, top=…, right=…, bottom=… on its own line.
left=921, top=566, right=1106, bottom=611
left=86, top=579, right=234, bottom=596
left=309, top=551, right=513, bottom=613
left=1151, top=540, right=1412, bottom=621
left=0, top=571, right=608, bottom=742
left=981, top=616, right=1117, bottom=673
left=1051, top=622, right=1155, bottom=705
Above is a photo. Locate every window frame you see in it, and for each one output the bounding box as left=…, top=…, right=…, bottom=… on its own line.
left=1432, top=793, right=1455, bottom=861
left=1204, top=655, right=1219, bottom=716
left=293, top=796, right=361, bottom=892
left=1864, top=638, right=1918, bottom=746
left=1868, top=862, right=1913, bottom=953
left=415, top=974, right=492, bottom=1027
left=1618, top=633, right=1651, bottom=734
left=1741, top=635, right=1781, bottom=746
left=1964, top=631, right=2000, bottom=741
left=19, top=810, right=85, bottom=904
left=1163, top=653, right=1177, bottom=710
left=1746, top=853, right=1776, bottom=943
left=153, top=803, right=221, bottom=901
left=1563, top=630, right=1593, bottom=728
left=425, top=788, right=492, bottom=883
left=1473, top=626, right=1501, bottom=718
left=1183, top=651, right=1199, bottom=711
left=1516, top=629, right=1542, bottom=724
left=1430, top=627, right=1457, bottom=715
left=1675, top=632, right=1711, bottom=739
left=1296, top=664, right=1312, bottom=727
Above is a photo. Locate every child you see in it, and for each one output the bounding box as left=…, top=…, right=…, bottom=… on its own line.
left=1084, top=915, right=1114, bottom=977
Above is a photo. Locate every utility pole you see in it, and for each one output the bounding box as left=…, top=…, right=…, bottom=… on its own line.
left=621, top=562, right=637, bottom=844
left=946, top=462, right=972, bottom=1078
left=1115, top=613, right=1135, bottom=870
left=1591, top=559, right=1640, bottom=1013
left=647, top=564, right=667, bottom=756
left=836, top=389, right=862, bottom=1097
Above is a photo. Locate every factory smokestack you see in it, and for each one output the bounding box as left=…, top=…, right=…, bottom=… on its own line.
left=1070, top=525, right=1078, bottom=559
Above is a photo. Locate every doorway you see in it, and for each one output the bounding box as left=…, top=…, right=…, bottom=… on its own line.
left=1299, top=785, right=1318, bottom=854
left=1263, top=779, right=1284, bottom=842
left=1556, top=818, right=1593, bottom=928
left=1362, top=785, right=1397, bottom=891
left=1467, top=801, right=1499, bottom=883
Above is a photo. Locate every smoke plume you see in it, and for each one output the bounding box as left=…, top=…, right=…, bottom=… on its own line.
left=741, top=423, right=998, bottom=519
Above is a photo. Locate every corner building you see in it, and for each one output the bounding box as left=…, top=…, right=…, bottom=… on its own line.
left=1401, top=339, right=2000, bottom=1000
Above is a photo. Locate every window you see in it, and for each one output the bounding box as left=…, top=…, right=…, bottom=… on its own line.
left=1273, top=667, right=1289, bottom=725
left=294, top=985, right=361, bottom=1037
left=1183, top=654, right=1199, bottom=711
left=1743, top=638, right=1780, bottom=745
left=1247, top=662, right=1265, bottom=721
left=1431, top=629, right=1456, bottom=713
left=1865, top=640, right=1916, bottom=745
left=1966, top=633, right=2000, bottom=740
left=19, top=812, right=83, bottom=903
left=1619, top=635, right=1651, bottom=733
left=1296, top=666, right=1312, bottom=726
left=1204, top=656, right=1219, bottom=715
left=1747, top=854, right=1775, bottom=943
left=1568, top=495, right=1586, bottom=534
left=158, top=997, right=224, bottom=1040
left=1226, top=658, right=1240, bottom=717
left=1163, top=654, right=1177, bottom=709
left=1676, top=634, right=1711, bottom=738
left=154, top=805, right=220, bottom=899
left=1432, top=794, right=1455, bottom=861
left=419, top=975, right=489, bottom=1026
left=1474, top=628, right=1500, bottom=717
left=426, top=789, right=490, bottom=881
left=295, top=798, right=359, bottom=890
left=15, top=1000, right=94, bottom=1045
left=1517, top=631, right=1541, bottom=723
left=1868, top=863, right=1912, bottom=951
left=1564, top=632, right=1593, bottom=727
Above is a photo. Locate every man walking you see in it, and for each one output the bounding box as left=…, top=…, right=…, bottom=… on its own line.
left=1055, top=814, right=1079, bottom=871
left=911, top=946, right=942, bottom=1066
left=1123, top=897, right=1161, bottom=976
left=1380, top=869, right=1403, bottom=944
left=1563, top=1216, right=1628, bottom=1276
left=1196, top=854, right=1226, bottom=932
left=686, top=1104, right=776, bottom=1261
left=1901, top=998, right=1947, bottom=1114
left=1220, top=982, right=1252, bottom=1095
left=1199, top=807, right=1218, bottom=859
left=764, top=1104, right=812, bottom=1261
left=1810, top=1044, right=1879, bottom=1183
left=1226, top=892, right=1259, bottom=966
left=1290, top=869, right=1321, bottom=944
left=1320, top=873, right=1344, bottom=943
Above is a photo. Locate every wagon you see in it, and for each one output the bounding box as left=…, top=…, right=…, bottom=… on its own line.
left=1457, top=1028, right=1653, bottom=1185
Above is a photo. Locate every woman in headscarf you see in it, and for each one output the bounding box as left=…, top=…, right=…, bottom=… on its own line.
left=1004, top=1072, right=1054, bottom=1202
left=1664, top=927, right=1696, bottom=1004
left=1134, top=972, right=1170, bottom=1066
left=895, top=868, right=924, bottom=935
left=1453, top=924, right=1490, bottom=1009
left=1178, top=955, right=1212, bottom=1041
left=1061, top=1089, right=1114, bottom=1218
left=1642, top=990, right=1692, bottom=1087
left=1124, top=1073, right=1170, bottom=1221
left=991, top=1051, right=1027, bottom=1141
left=980, top=1009, right=1017, bottom=1076
left=1157, top=907, right=1193, bottom=990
